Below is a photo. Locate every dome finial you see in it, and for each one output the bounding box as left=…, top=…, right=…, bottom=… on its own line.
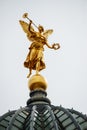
left=28, top=74, right=47, bottom=91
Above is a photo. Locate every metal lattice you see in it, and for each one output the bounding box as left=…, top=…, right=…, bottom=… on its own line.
left=0, top=90, right=87, bottom=130
left=0, top=104, right=87, bottom=130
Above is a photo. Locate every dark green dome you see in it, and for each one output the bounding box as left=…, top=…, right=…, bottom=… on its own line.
left=0, top=90, right=87, bottom=130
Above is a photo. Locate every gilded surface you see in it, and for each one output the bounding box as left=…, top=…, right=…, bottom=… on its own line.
left=19, top=13, right=60, bottom=78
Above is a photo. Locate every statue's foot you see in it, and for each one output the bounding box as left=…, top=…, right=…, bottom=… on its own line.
left=27, top=73, right=31, bottom=78
left=36, top=71, right=39, bottom=75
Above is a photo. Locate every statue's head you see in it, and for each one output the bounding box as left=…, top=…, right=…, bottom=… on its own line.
left=38, top=25, right=44, bottom=33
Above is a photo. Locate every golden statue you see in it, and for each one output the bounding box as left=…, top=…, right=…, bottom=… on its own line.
left=19, top=13, right=60, bottom=78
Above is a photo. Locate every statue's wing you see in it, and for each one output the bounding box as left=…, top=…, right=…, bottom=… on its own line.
left=19, top=20, right=34, bottom=34
left=19, top=20, right=29, bottom=33
left=43, top=29, right=53, bottom=38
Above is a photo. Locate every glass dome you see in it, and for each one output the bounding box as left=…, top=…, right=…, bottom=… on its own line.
left=0, top=90, right=87, bottom=130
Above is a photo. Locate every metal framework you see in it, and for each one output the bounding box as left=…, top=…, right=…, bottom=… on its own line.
left=0, top=90, right=87, bottom=130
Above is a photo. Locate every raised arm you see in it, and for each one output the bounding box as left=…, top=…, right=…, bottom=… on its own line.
left=28, top=20, right=33, bottom=33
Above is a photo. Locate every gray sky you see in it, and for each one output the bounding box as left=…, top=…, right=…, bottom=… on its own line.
left=0, top=0, right=87, bottom=115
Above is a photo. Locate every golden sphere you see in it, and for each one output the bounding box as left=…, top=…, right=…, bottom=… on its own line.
left=28, top=74, right=47, bottom=91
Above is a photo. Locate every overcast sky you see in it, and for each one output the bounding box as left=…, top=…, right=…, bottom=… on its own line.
left=0, top=0, right=87, bottom=115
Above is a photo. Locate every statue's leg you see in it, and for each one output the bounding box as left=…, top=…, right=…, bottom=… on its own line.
left=36, top=58, right=40, bottom=75
left=27, top=68, right=32, bottom=78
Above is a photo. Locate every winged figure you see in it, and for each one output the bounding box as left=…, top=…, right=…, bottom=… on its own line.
left=19, top=15, right=60, bottom=78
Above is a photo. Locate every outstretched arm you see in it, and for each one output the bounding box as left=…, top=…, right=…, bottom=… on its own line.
left=46, top=42, right=60, bottom=50
left=45, top=42, right=53, bottom=49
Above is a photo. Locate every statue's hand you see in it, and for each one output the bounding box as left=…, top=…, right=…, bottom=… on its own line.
left=30, top=20, right=32, bottom=23
left=52, top=43, right=60, bottom=50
